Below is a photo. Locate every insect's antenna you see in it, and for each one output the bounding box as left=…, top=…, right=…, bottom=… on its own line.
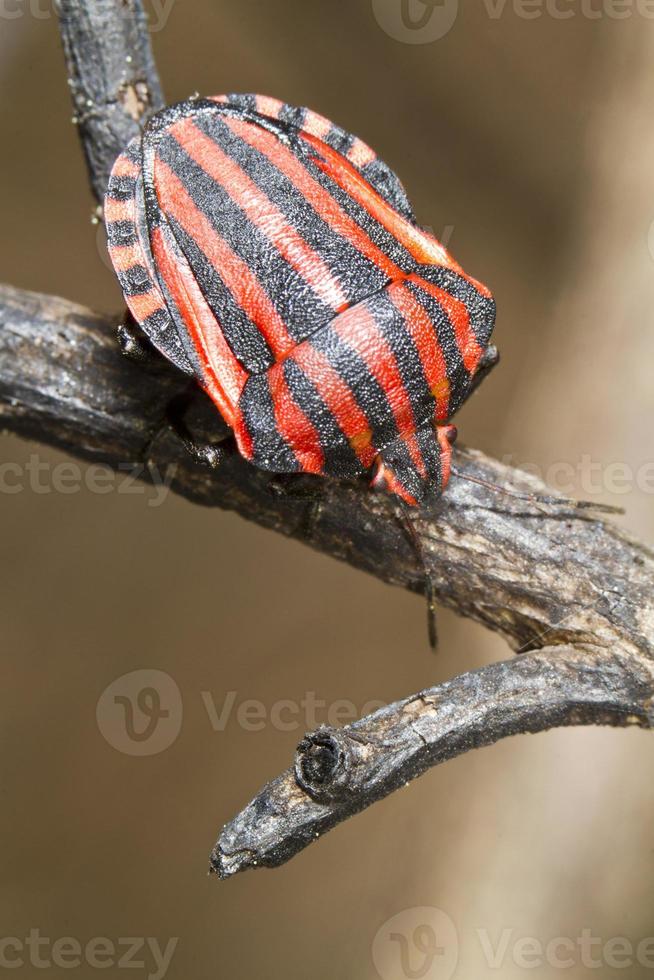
left=450, top=464, right=625, bottom=516
left=398, top=505, right=438, bottom=651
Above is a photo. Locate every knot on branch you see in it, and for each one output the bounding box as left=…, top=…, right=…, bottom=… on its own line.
left=295, top=728, right=352, bottom=802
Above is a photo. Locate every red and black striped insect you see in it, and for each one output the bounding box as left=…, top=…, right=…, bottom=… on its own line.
left=105, top=93, right=498, bottom=506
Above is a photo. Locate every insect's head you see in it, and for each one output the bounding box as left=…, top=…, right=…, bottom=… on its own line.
left=371, top=424, right=457, bottom=506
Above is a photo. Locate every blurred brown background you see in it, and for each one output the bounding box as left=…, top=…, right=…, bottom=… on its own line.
left=2, top=1, right=654, bottom=978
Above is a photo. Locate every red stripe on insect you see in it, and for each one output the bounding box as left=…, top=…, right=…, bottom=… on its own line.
left=126, top=290, right=165, bottom=321
left=289, top=344, right=377, bottom=469
left=387, top=282, right=451, bottom=420
left=108, top=244, right=143, bottom=273
left=222, top=115, right=403, bottom=282
left=268, top=367, right=325, bottom=474
left=170, top=119, right=348, bottom=313
left=301, top=110, right=332, bottom=140
left=255, top=95, right=284, bottom=119
left=150, top=224, right=248, bottom=435
left=153, top=159, right=296, bottom=361
left=302, top=132, right=493, bottom=300
left=408, top=273, right=483, bottom=374
left=104, top=197, right=133, bottom=223
left=347, top=138, right=377, bottom=169
left=111, top=155, right=140, bottom=178
left=330, top=303, right=423, bottom=468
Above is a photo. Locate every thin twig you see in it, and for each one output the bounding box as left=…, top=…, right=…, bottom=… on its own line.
left=212, top=645, right=654, bottom=877
left=57, top=0, right=164, bottom=203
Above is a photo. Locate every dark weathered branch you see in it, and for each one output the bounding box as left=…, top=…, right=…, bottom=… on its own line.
left=4, top=283, right=653, bottom=660
left=3, top=296, right=654, bottom=877
left=57, top=0, right=164, bottom=202
left=0, top=0, right=647, bottom=875
left=212, top=645, right=654, bottom=877
left=2, top=284, right=654, bottom=878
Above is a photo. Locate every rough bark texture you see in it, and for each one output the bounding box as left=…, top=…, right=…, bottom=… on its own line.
left=57, top=0, right=164, bottom=202
left=213, top=646, right=654, bottom=876
left=3, top=283, right=653, bottom=656
left=0, top=0, right=651, bottom=877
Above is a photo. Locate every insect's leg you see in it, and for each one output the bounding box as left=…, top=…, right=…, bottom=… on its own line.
left=398, top=503, right=438, bottom=651
left=142, top=382, right=234, bottom=468
left=117, top=311, right=160, bottom=365
left=268, top=474, right=323, bottom=499
left=164, top=386, right=234, bottom=468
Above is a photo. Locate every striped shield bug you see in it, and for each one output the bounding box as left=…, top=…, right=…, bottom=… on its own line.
left=105, top=93, right=499, bottom=508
